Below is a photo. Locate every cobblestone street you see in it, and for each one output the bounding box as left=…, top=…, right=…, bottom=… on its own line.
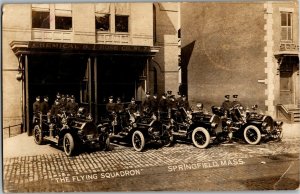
left=3, top=135, right=300, bottom=192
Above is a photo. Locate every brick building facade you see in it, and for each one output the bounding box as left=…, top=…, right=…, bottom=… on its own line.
left=2, top=3, right=180, bottom=136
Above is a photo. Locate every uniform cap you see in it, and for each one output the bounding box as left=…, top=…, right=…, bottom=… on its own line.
left=61, top=94, right=65, bottom=98
left=66, top=94, right=70, bottom=98
left=182, top=95, right=186, bottom=98
left=36, top=96, right=40, bottom=100
left=233, top=95, right=238, bottom=98
left=131, top=97, right=135, bottom=101
left=153, top=93, right=157, bottom=97
left=44, top=96, right=49, bottom=100
left=55, top=99, right=60, bottom=103
left=109, top=96, right=113, bottom=99
left=146, top=91, right=150, bottom=95
left=167, top=91, right=172, bottom=95
left=56, top=93, right=61, bottom=98
left=177, top=91, right=181, bottom=95
left=117, top=97, right=121, bottom=101
left=225, top=95, right=230, bottom=99
left=162, top=93, right=166, bottom=97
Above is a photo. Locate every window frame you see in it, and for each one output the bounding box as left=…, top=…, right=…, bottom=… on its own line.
left=31, top=4, right=73, bottom=31
left=115, top=15, right=129, bottom=33
left=95, top=13, right=111, bottom=32
left=280, top=12, right=293, bottom=42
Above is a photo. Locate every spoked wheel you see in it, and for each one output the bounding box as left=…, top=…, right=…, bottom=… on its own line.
left=243, top=125, right=261, bottom=145
left=132, top=130, right=145, bottom=152
left=33, top=125, right=43, bottom=145
left=63, top=133, right=75, bottom=156
left=192, top=127, right=210, bottom=148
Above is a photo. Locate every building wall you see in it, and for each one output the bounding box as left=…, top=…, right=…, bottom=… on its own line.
left=181, top=2, right=268, bottom=110
left=2, top=4, right=32, bottom=136
left=271, top=1, right=299, bottom=107
left=153, top=2, right=180, bottom=95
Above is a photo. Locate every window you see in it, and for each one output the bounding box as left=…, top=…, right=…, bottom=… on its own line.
left=115, top=15, right=129, bottom=32
left=281, top=12, right=292, bottom=41
left=31, top=4, right=72, bottom=30
left=95, top=3, right=130, bottom=33
left=95, top=14, right=110, bottom=31
left=32, top=11, right=50, bottom=29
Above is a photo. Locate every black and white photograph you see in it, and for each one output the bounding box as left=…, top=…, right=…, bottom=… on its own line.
left=2, top=1, right=299, bottom=192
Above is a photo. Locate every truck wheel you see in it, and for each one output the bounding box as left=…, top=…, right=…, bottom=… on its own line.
left=132, top=130, right=145, bottom=152
left=192, top=127, right=210, bottom=148
left=244, top=125, right=261, bottom=145
left=33, top=125, right=43, bottom=145
left=63, top=133, right=75, bottom=156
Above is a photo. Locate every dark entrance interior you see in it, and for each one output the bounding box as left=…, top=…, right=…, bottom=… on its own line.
left=279, top=56, right=299, bottom=106
left=27, top=54, right=147, bottom=124
left=97, top=56, right=146, bottom=103
left=28, top=54, right=85, bottom=106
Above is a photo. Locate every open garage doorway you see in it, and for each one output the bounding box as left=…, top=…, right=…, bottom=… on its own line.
left=95, top=56, right=148, bottom=104
left=28, top=54, right=86, bottom=106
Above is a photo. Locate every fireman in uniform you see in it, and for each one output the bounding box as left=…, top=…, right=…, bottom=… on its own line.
left=66, top=95, right=79, bottom=115
left=142, top=91, right=152, bottom=115
left=151, top=93, right=159, bottom=113
left=32, top=96, right=41, bottom=123
left=178, top=95, right=191, bottom=111
left=221, top=95, right=232, bottom=115
left=159, top=93, right=168, bottom=118
left=231, top=95, right=243, bottom=108
left=106, top=96, right=115, bottom=114
left=51, top=99, right=62, bottom=116
left=40, top=96, right=50, bottom=115
left=33, top=96, right=41, bottom=115
left=115, top=97, right=125, bottom=113
left=127, top=97, right=138, bottom=114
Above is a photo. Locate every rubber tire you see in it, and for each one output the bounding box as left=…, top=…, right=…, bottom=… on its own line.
left=243, top=125, right=262, bottom=145
left=33, top=125, right=43, bottom=145
left=192, top=127, right=210, bottom=149
left=63, top=133, right=75, bottom=156
left=132, top=130, right=145, bottom=152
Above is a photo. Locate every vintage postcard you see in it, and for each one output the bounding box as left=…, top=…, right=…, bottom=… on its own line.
left=2, top=1, right=299, bottom=192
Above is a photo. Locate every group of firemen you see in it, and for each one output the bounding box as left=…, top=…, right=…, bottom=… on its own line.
left=105, top=91, right=191, bottom=116
left=32, top=93, right=79, bottom=117
left=221, top=94, right=243, bottom=112
left=33, top=90, right=242, bottom=121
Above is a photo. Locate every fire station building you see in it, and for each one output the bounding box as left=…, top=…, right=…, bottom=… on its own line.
left=2, top=3, right=180, bottom=136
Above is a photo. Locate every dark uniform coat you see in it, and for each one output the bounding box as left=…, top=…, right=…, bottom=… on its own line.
left=142, top=97, right=152, bottom=111
left=115, top=103, right=125, bottom=113
left=106, top=102, right=116, bottom=113
left=159, top=98, right=168, bottom=113
left=151, top=98, right=159, bottom=112
left=51, top=104, right=62, bottom=116
left=178, top=99, right=190, bottom=111
left=128, top=103, right=138, bottom=114
left=33, top=101, right=41, bottom=114
left=40, top=101, right=50, bottom=115
left=221, top=100, right=232, bottom=111
left=66, top=101, right=79, bottom=115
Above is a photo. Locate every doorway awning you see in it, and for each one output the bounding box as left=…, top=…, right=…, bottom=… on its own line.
left=10, top=41, right=160, bottom=57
